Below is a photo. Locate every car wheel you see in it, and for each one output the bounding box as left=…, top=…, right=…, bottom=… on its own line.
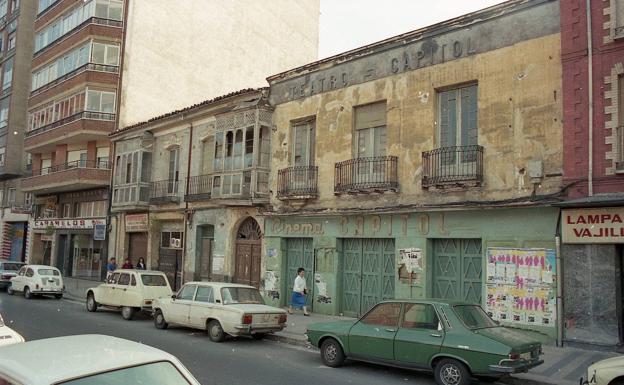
left=24, top=287, right=32, bottom=300
left=320, top=338, right=345, bottom=367
left=6, top=285, right=13, bottom=295
left=434, top=358, right=471, bottom=385
left=207, top=320, right=225, bottom=342
left=154, top=310, right=168, bottom=330
left=251, top=333, right=266, bottom=340
left=86, top=293, right=98, bottom=312
left=121, top=306, right=135, bottom=320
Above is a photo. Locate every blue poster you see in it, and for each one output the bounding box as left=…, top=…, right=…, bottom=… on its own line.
left=9, top=223, right=25, bottom=262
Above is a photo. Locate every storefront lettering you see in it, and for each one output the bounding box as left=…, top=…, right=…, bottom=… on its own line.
left=572, top=227, right=624, bottom=238
left=566, top=214, right=622, bottom=224
left=562, top=208, right=624, bottom=244
left=271, top=218, right=324, bottom=235
left=335, top=213, right=447, bottom=237
left=34, top=218, right=106, bottom=230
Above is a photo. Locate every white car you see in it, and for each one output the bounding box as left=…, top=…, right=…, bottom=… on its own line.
left=0, top=334, right=200, bottom=385
left=153, top=282, right=287, bottom=342
left=7, top=265, right=63, bottom=299
left=581, top=356, right=624, bottom=385
left=86, top=269, right=172, bottom=320
left=0, top=314, right=24, bottom=347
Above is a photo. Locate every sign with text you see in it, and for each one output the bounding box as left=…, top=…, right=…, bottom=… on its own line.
left=562, top=208, right=624, bottom=243
left=93, top=224, right=107, bottom=241
left=125, top=214, right=148, bottom=232
left=33, top=219, right=106, bottom=230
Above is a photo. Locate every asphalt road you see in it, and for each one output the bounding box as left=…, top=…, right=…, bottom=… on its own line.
left=0, top=293, right=446, bottom=385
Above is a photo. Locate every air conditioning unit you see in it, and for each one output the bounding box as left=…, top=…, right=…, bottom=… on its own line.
left=171, top=238, right=181, bottom=248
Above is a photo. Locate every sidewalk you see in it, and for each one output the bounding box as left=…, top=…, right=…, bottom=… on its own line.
left=63, top=277, right=99, bottom=302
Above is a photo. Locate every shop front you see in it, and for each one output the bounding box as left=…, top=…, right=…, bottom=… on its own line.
left=124, top=213, right=149, bottom=267
left=560, top=206, right=624, bottom=348
left=263, top=206, right=559, bottom=337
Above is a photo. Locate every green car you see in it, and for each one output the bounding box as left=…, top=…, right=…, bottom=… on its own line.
left=306, top=299, right=544, bottom=385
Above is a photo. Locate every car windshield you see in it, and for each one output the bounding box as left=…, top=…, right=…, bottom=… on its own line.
left=58, top=361, right=191, bottom=384
left=220, top=287, right=264, bottom=305
left=453, top=305, right=498, bottom=329
left=141, top=274, right=168, bottom=287
left=2, top=263, right=23, bottom=271
left=38, top=269, right=60, bottom=276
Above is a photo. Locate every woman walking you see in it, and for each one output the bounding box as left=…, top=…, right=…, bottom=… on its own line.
left=288, top=267, right=310, bottom=316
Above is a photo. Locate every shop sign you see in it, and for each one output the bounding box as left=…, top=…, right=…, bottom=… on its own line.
left=125, top=214, right=148, bottom=232
left=93, top=224, right=107, bottom=241
left=562, top=208, right=624, bottom=243
left=33, top=219, right=106, bottom=230
left=41, top=234, right=53, bottom=241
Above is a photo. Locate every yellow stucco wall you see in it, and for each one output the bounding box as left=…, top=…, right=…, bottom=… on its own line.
left=270, top=33, right=563, bottom=211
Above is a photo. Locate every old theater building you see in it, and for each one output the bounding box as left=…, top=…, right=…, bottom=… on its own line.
left=263, top=0, right=563, bottom=337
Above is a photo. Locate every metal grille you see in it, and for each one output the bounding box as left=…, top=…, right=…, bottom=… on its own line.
left=26, top=111, right=115, bottom=137
left=186, top=174, right=212, bottom=197
left=258, top=109, right=273, bottom=125
left=150, top=179, right=180, bottom=202
left=334, top=156, right=398, bottom=194
left=277, top=166, right=318, bottom=198
left=422, top=145, right=484, bottom=188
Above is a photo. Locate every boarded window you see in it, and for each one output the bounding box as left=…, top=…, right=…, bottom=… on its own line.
left=292, top=120, right=315, bottom=166
left=355, top=102, right=386, bottom=158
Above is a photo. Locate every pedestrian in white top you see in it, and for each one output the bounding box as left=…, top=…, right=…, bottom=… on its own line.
left=288, top=267, right=310, bottom=316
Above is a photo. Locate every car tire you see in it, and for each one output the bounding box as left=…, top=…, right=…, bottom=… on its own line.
left=6, top=285, right=13, bottom=295
left=154, top=309, right=168, bottom=330
left=86, top=293, right=98, bottom=312
left=320, top=338, right=345, bottom=368
left=54, top=294, right=63, bottom=300
left=24, top=287, right=32, bottom=300
left=434, top=358, right=471, bottom=385
left=121, top=306, right=135, bottom=320
left=251, top=333, right=267, bottom=340
left=207, top=320, right=225, bottom=342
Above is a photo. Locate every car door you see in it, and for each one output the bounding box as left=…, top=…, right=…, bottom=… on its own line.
left=394, top=303, right=445, bottom=366
left=24, top=268, right=35, bottom=290
left=168, top=284, right=197, bottom=325
left=189, top=285, right=214, bottom=329
left=99, top=273, right=120, bottom=305
left=11, top=267, right=26, bottom=291
left=115, top=273, right=131, bottom=306
left=348, top=302, right=401, bottom=361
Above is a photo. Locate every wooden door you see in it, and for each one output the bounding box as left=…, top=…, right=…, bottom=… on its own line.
left=233, top=218, right=262, bottom=288
left=128, top=232, right=148, bottom=267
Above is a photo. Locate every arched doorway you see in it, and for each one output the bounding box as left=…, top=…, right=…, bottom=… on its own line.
left=233, top=217, right=262, bottom=287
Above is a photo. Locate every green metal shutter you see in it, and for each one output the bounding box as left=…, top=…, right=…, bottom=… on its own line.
left=433, top=238, right=482, bottom=304
left=286, top=238, right=314, bottom=309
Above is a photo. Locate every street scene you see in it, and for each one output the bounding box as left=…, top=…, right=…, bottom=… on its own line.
left=0, top=0, right=622, bottom=384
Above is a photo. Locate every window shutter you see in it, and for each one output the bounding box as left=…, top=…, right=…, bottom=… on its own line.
left=439, top=90, right=457, bottom=148
left=460, top=85, right=478, bottom=146
left=355, top=102, right=386, bottom=130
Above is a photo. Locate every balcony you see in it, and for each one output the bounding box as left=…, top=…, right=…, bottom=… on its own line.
left=334, top=156, right=398, bottom=194
left=25, top=111, right=115, bottom=152
left=422, top=145, right=484, bottom=189
left=277, top=166, right=318, bottom=199
left=111, top=182, right=151, bottom=212
left=150, top=179, right=181, bottom=204
left=10, top=204, right=33, bottom=215
left=21, top=160, right=111, bottom=194
left=185, top=175, right=212, bottom=202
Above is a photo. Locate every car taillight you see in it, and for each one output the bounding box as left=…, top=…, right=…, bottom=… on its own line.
left=278, top=314, right=287, bottom=323
left=1, top=274, right=10, bottom=279
left=242, top=314, right=253, bottom=325
left=508, top=352, right=520, bottom=360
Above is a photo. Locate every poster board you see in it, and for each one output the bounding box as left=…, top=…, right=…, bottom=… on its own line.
left=485, top=247, right=556, bottom=328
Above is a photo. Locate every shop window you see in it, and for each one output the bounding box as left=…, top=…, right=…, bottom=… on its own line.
left=161, top=231, right=183, bottom=249
left=361, top=302, right=401, bottom=327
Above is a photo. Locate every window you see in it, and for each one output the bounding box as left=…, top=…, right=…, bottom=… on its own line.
left=31, top=43, right=90, bottom=91
left=9, top=0, right=17, bottom=13
left=194, top=286, right=214, bottom=303
left=0, top=97, right=8, bottom=128
left=0, top=0, right=6, bottom=18
left=2, top=57, right=13, bottom=90
left=201, top=136, right=214, bottom=174
left=355, top=102, right=386, bottom=159
left=402, top=303, right=440, bottom=330
left=292, top=120, right=315, bottom=166
left=37, top=0, right=55, bottom=14
left=168, top=147, right=180, bottom=194
left=24, top=193, right=32, bottom=206
left=7, top=188, right=15, bottom=204
left=130, top=274, right=136, bottom=286
left=91, top=43, right=119, bottom=66
left=615, top=0, right=624, bottom=39
left=259, top=126, right=270, bottom=168
left=0, top=147, right=4, bottom=167
left=619, top=75, right=624, bottom=164
left=34, top=0, right=99, bottom=52
left=7, top=32, right=15, bottom=51
left=62, top=203, right=70, bottom=218
left=86, top=90, right=116, bottom=113
left=96, top=146, right=109, bottom=167
left=0, top=190, right=3, bottom=206
left=95, top=0, right=123, bottom=20
left=117, top=273, right=130, bottom=286
left=177, top=284, right=196, bottom=300
left=25, top=268, right=34, bottom=277
left=361, top=302, right=401, bottom=327
left=213, top=132, right=223, bottom=171
left=438, top=84, right=478, bottom=152
left=453, top=305, right=497, bottom=329
left=161, top=231, right=183, bottom=249
left=28, top=91, right=86, bottom=132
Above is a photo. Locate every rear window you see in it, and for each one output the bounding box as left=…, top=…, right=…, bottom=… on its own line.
left=453, top=305, right=497, bottom=329
left=220, top=287, right=264, bottom=305
left=2, top=263, right=23, bottom=271
left=141, top=274, right=168, bottom=286
left=38, top=269, right=60, bottom=276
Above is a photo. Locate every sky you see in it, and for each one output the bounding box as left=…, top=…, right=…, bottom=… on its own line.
left=319, top=0, right=506, bottom=59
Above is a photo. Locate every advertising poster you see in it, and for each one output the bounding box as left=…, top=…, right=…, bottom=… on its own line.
left=485, top=247, right=556, bottom=328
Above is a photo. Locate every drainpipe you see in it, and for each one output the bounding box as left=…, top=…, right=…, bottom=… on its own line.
left=181, top=119, right=194, bottom=285
left=586, top=0, right=594, bottom=196
left=555, top=212, right=563, bottom=347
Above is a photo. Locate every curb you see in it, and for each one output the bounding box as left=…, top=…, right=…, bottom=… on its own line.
left=499, top=377, right=556, bottom=385
left=265, top=333, right=311, bottom=348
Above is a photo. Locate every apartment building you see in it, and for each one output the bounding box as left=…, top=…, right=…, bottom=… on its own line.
left=264, top=0, right=563, bottom=339
left=21, top=0, right=320, bottom=280
left=0, top=0, right=35, bottom=262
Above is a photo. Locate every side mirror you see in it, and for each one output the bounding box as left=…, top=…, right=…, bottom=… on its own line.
left=171, top=295, right=176, bottom=300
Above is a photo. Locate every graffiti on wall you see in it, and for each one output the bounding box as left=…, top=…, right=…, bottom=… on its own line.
left=314, top=273, right=331, bottom=304
left=262, top=271, right=280, bottom=300
left=485, top=247, right=556, bottom=327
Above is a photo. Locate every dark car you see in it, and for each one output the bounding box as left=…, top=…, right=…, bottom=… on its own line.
left=0, top=261, right=25, bottom=290
left=306, top=299, right=544, bottom=385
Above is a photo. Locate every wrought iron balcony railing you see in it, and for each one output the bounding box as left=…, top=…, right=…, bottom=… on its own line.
left=277, top=166, right=318, bottom=198
left=32, top=160, right=110, bottom=177
left=150, top=179, right=181, bottom=204
left=422, top=145, right=484, bottom=189
left=334, top=156, right=398, bottom=194
left=30, top=62, right=119, bottom=97
left=185, top=175, right=212, bottom=201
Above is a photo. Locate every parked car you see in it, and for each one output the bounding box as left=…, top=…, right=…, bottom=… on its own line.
left=581, top=356, right=624, bottom=385
left=0, top=261, right=25, bottom=291
left=86, top=269, right=172, bottom=320
left=0, top=334, right=200, bottom=384
left=7, top=265, right=63, bottom=299
left=0, top=313, right=24, bottom=347
left=306, top=299, right=544, bottom=385
left=153, top=282, right=288, bottom=342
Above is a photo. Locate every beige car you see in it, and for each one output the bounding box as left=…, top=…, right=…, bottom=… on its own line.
left=152, top=282, right=287, bottom=342
left=86, top=269, right=172, bottom=320
left=581, top=356, right=624, bottom=385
